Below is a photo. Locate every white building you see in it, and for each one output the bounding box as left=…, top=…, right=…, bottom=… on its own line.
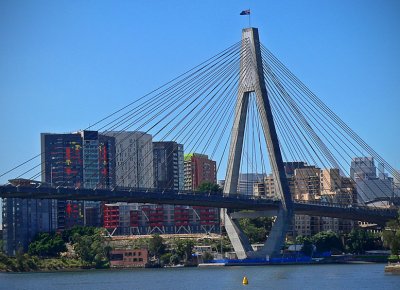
left=104, top=131, right=154, bottom=188
left=350, top=157, right=394, bottom=203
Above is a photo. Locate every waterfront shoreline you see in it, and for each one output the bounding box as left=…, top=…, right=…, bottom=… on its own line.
left=384, top=262, right=400, bottom=273
left=1, top=259, right=388, bottom=273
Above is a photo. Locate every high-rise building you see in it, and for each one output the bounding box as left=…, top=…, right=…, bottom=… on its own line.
left=184, top=153, right=216, bottom=190
left=320, top=169, right=356, bottom=235
left=350, top=157, right=376, bottom=181
left=104, top=140, right=186, bottom=235
left=274, top=163, right=355, bottom=237
left=350, top=157, right=393, bottom=202
left=104, top=139, right=187, bottom=236
left=184, top=153, right=219, bottom=234
left=101, top=131, right=154, bottom=235
left=356, top=178, right=393, bottom=203
left=152, top=142, right=184, bottom=234
left=103, top=150, right=221, bottom=235
left=283, top=162, right=307, bottom=176
left=320, top=170, right=357, bottom=205
left=252, top=163, right=310, bottom=200
left=41, top=130, right=115, bottom=229
left=104, top=131, right=154, bottom=188
left=294, top=166, right=356, bottom=236
left=2, top=179, right=56, bottom=255
left=153, top=142, right=184, bottom=191
left=253, top=174, right=277, bottom=199
left=321, top=168, right=342, bottom=193
left=293, top=166, right=321, bottom=202
left=238, top=173, right=264, bottom=196
left=282, top=163, right=322, bottom=236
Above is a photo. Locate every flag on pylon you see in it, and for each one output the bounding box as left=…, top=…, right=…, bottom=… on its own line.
left=240, top=9, right=250, bottom=15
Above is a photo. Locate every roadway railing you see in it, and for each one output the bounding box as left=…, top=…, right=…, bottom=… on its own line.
left=0, top=183, right=397, bottom=223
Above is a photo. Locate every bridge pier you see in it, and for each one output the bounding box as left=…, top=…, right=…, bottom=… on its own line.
left=221, top=209, right=252, bottom=259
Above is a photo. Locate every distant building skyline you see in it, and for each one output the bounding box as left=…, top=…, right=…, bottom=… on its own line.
left=2, top=123, right=398, bottom=253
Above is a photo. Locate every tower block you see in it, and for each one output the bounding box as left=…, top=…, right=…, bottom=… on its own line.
left=222, top=28, right=293, bottom=259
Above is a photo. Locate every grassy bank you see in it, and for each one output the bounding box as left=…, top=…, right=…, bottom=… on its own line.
left=0, top=252, right=87, bottom=272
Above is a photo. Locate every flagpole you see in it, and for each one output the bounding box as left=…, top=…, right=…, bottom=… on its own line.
left=240, top=9, right=251, bottom=27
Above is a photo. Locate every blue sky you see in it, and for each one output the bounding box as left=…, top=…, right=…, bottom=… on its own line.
left=0, top=1, right=399, bottom=219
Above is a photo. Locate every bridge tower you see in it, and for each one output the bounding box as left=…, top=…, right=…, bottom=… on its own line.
left=222, top=28, right=293, bottom=259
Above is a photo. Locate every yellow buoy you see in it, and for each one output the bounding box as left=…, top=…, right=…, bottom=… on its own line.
left=242, top=276, right=249, bottom=285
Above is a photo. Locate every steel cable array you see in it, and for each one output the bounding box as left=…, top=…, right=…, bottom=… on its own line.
left=0, top=37, right=398, bottom=215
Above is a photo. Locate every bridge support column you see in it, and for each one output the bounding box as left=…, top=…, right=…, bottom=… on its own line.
left=222, top=27, right=293, bottom=259
left=221, top=208, right=252, bottom=259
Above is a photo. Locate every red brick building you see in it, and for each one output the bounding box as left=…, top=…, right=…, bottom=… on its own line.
left=109, top=249, right=148, bottom=268
left=184, top=153, right=216, bottom=190
left=184, top=153, right=219, bottom=233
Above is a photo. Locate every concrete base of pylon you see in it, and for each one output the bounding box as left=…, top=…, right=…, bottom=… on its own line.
left=221, top=206, right=293, bottom=259
left=221, top=208, right=253, bottom=259
left=259, top=207, right=292, bottom=257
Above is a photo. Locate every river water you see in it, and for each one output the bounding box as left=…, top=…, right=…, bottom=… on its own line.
left=1, top=263, right=399, bottom=290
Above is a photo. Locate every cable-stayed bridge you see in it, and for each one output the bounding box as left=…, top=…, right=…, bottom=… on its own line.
left=1, top=28, right=399, bottom=259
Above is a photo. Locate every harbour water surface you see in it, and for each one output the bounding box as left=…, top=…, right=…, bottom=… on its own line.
left=1, top=263, right=399, bottom=290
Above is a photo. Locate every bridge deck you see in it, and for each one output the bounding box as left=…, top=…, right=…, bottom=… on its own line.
left=0, top=185, right=396, bottom=224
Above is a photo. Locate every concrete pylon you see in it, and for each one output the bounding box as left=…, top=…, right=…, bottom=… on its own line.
left=222, top=28, right=293, bottom=259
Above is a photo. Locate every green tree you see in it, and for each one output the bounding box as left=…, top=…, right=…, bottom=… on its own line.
left=148, top=234, right=166, bottom=263
left=295, top=235, right=308, bottom=244
left=62, top=226, right=96, bottom=243
left=175, top=239, right=194, bottom=263
left=72, top=228, right=109, bottom=268
left=160, top=253, right=172, bottom=266
left=312, top=231, right=342, bottom=253
left=239, top=216, right=273, bottom=244
left=345, top=228, right=378, bottom=254
left=295, top=236, right=314, bottom=257
left=197, top=182, right=223, bottom=195
left=382, top=213, right=400, bottom=257
left=28, top=232, right=67, bottom=257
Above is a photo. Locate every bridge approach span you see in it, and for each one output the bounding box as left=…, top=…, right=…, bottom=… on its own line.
left=0, top=185, right=396, bottom=224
